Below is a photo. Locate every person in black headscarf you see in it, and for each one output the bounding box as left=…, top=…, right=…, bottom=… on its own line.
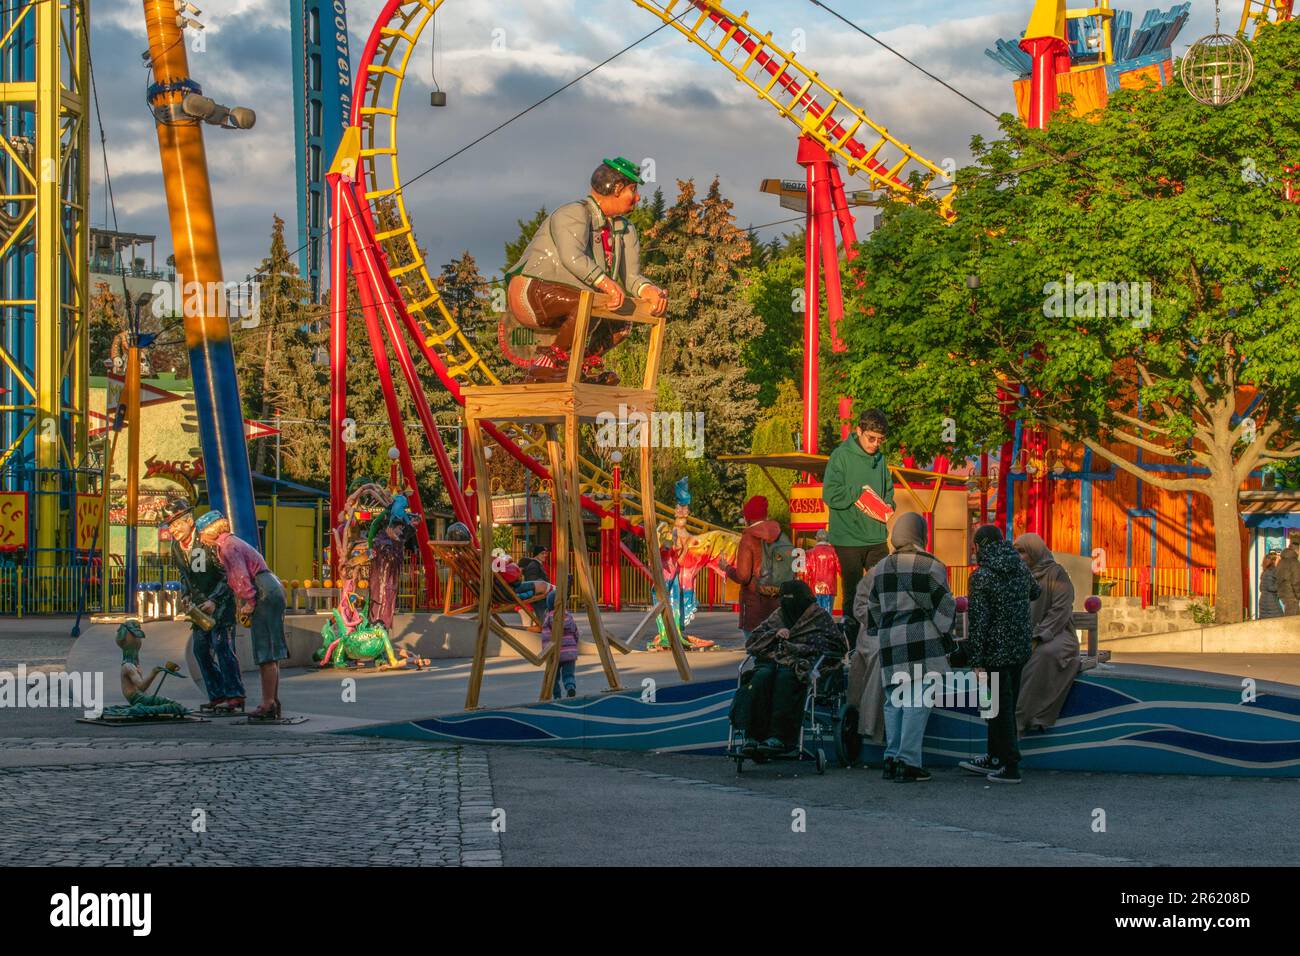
left=1014, top=533, right=1080, bottom=733
left=959, top=524, right=1040, bottom=783
left=729, top=580, right=848, bottom=757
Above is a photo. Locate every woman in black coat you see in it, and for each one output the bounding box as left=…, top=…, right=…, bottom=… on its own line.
left=958, top=525, right=1039, bottom=783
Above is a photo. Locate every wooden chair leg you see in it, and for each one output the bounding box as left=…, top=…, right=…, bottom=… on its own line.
left=465, top=420, right=493, bottom=710
left=563, top=412, right=621, bottom=691
left=540, top=424, right=567, bottom=701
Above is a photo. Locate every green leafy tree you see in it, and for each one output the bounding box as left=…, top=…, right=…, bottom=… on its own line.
left=745, top=380, right=802, bottom=527
left=841, top=22, right=1300, bottom=623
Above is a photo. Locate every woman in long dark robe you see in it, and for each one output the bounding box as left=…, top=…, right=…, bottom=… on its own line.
left=1014, top=533, right=1080, bottom=733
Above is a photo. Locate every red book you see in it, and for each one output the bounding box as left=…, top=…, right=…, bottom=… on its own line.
left=855, top=484, right=894, bottom=522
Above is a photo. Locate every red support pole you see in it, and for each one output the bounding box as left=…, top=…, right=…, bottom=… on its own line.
left=348, top=242, right=438, bottom=598
left=979, top=451, right=990, bottom=526
left=1020, top=35, right=1069, bottom=130
left=350, top=183, right=475, bottom=533
left=327, top=173, right=350, bottom=581
left=828, top=161, right=857, bottom=442
left=798, top=137, right=825, bottom=457
left=994, top=386, right=1017, bottom=532
left=612, top=462, right=622, bottom=613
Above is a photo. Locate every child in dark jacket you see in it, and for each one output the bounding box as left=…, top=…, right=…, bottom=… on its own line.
left=959, top=524, right=1040, bottom=784
left=541, top=590, right=579, bottom=698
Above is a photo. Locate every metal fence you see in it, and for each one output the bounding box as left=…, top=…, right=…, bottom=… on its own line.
left=0, top=549, right=1218, bottom=618
left=1096, top=565, right=1217, bottom=608
left=0, top=553, right=184, bottom=617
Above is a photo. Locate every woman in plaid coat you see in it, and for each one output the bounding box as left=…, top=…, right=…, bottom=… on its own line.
left=859, top=512, right=957, bottom=782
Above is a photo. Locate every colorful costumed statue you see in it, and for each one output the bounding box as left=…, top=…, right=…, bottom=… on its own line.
left=101, top=621, right=189, bottom=719
left=647, top=478, right=735, bottom=651
left=318, top=482, right=428, bottom=670
left=502, top=157, right=668, bottom=385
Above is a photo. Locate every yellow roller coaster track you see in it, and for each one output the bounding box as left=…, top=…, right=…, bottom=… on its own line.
left=351, top=0, right=956, bottom=534
left=1239, top=0, right=1294, bottom=37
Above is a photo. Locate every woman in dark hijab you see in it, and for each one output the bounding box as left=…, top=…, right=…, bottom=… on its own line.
left=1013, top=533, right=1080, bottom=733
left=959, top=525, right=1039, bottom=783
left=730, top=580, right=847, bottom=756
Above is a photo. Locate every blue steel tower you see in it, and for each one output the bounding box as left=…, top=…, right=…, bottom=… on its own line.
left=291, top=0, right=352, bottom=302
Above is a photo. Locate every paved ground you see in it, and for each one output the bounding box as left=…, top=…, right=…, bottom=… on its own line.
left=2, top=731, right=1295, bottom=866
left=0, top=616, right=80, bottom=670
left=0, top=611, right=1297, bottom=866
left=0, top=738, right=499, bottom=867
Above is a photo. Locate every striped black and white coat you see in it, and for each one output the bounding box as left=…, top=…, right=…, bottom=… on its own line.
left=855, top=544, right=958, bottom=684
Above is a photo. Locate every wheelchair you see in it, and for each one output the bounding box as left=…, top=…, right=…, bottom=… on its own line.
left=726, top=652, right=862, bottom=775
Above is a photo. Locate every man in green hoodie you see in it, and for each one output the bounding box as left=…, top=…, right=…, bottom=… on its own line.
left=822, top=408, right=895, bottom=629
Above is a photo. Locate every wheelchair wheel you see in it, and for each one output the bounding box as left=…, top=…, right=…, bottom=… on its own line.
left=815, top=748, right=827, bottom=775
left=734, top=755, right=744, bottom=775
left=835, top=703, right=862, bottom=768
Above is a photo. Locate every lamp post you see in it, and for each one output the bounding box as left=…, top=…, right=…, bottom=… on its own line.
left=387, top=445, right=400, bottom=492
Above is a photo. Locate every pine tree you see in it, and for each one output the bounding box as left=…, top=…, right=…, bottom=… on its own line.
left=641, top=177, right=762, bottom=522
left=232, top=216, right=314, bottom=476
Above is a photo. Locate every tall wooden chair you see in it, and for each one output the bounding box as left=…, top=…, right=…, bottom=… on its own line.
left=460, top=291, right=691, bottom=708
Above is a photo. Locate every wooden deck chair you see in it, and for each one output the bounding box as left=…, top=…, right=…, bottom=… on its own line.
left=428, top=540, right=547, bottom=652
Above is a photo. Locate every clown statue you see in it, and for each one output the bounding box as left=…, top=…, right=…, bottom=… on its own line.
left=648, top=478, right=732, bottom=652
left=366, top=488, right=420, bottom=632
left=317, top=481, right=427, bottom=669
left=503, top=157, right=668, bottom=385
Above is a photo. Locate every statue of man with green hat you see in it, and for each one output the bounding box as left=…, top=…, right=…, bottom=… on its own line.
left=503, top=156, right=668, bottom=385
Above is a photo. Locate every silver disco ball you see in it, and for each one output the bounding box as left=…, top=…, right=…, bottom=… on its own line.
left=1181, top=33, right=1255, bottom=106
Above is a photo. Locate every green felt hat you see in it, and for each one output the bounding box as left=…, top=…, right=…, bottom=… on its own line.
left=602, top=156, right=644, bottom=186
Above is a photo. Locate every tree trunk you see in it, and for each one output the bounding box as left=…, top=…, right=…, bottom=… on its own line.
left=1209, top=479, right=1244, bottom=624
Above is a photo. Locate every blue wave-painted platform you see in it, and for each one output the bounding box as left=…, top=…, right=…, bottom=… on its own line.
left=339, top=664, right=1300, bottom=777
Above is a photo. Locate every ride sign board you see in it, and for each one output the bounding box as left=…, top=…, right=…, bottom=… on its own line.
left=789, top=482, right=828, bottom=532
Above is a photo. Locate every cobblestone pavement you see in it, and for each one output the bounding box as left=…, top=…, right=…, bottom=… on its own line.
left=0, top=745, right=501, bottom=867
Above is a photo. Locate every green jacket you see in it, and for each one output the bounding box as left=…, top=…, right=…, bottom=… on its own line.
left=822, top=436, right=895, bottom=547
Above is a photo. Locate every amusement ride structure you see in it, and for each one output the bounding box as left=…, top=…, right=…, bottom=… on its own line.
left=324, top=0, right=958, bottom=601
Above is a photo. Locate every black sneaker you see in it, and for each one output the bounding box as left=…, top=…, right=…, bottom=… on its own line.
left=895, top=763, right=932, bottom=783
left=959, top=755, right=1002, bottom=776
left=882, top=757, right=898, bottom=780
left=987, top=766, right=1022, bottom=784
left=739, top=740, right=758, bottom=758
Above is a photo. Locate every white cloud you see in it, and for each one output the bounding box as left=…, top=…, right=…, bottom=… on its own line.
left=91, top=0, right=1213, bottom=279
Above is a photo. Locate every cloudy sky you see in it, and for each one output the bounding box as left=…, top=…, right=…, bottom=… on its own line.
left=90, top=0, right=1220, bottom=281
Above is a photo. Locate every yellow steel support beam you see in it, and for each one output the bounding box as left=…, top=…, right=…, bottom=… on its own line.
left=36, top=0, right=64, bottom=566
left=0, top=0, right=89, bottom=578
